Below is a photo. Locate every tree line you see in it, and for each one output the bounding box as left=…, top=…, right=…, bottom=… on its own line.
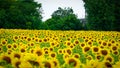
left=0, top=0, right=120, bottom=31
left=83, top=0, right=120, bottom=31
left=0, top=0, right=42, bottom=29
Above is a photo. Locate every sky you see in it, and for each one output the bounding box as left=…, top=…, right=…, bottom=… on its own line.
left=35, top=0, right=85, bottom=21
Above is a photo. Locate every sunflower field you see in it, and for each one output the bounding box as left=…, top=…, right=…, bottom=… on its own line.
left=0, top=29, right=120, bottom=68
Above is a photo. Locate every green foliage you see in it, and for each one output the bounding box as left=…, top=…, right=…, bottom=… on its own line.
left=0, top=0, right=42, bottom=29
left=40, top=42, right=50, bottom=48
left=113, top=0, right=120, bottom=31
left=57, top=54, right=65, bottom=65
left=0, top=60, right=14, bottom=68
left=45, top=7, right=83, bottom=30
left=2, top=46, right=7, bottom=52
left=72, top=45, right=86, bottom=64
left=83, top=0, right=120, bottom=31
left=78, top=38, right=84, bottom=42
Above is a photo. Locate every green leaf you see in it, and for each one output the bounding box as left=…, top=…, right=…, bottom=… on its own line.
left=57, top=54, right=65, bottom=65
left=2, top=46, right=7, bottom=52
left=78, top=38, right=84, bottom=42
left=40, top=42, right=50, bottom=48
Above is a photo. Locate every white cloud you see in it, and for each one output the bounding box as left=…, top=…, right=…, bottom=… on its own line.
left=35, top=0, right=85, bottom=21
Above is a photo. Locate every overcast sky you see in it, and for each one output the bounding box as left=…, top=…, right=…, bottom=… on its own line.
left=35, top=0, right=85, bottom=21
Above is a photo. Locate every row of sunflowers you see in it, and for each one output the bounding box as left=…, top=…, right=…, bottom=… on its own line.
left=0, top=29, right=120, bottom=68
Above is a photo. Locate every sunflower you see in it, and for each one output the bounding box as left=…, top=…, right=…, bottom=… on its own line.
left=100, top=49, right=109, bottom=56
left=102, top=41, right=107, bottom=47
left=22, top=53, right=37, bottom=62
left=98, top=40, right=102, bottom=45
left=65, top=41, right=71, bottom=46
left=39, top=39, right=44, bottom=43
left=1, top=39, right=7, bottom=45
left=12, top=43, right=18, bottom=49
left=35, top=49, right=43, bottom=56
left=27, top=37, right=31, bottom=42
left=19, top=34, right=24, bottom=40
left=69, top=44, right=74, bottom=49
left=42, top=47, right=49, bottom=55
left=95, top=54, right=102, bottom=61
left=100, top=44, right=105, bottom=49
left=13, top=35, right=19, bottom=40
left=12, top=52, right=22, bottom=60
left=58, top=49, right=63, bottom=54
left=27, top=59, right=41, bottom=68
left=34, top=48, right=44, bottom=57
left=73, top=53, right=80, bottom=59
left=43, top=60, right=54, bottom=68
left=87, top=40, right=93, bottom=46
left=18, top=42, right=23, bottom=46
left=23, top=36, right=27, bottom=40
left=19, top=47, right=26, bottom=53
left=11, top=58, right=22, bottom=68
left=56, top=44, right=60, bottom=48
left=67, top=37, right=71, bottom=41
left=86, top=55, right=93, bottom=61
left=49, top=47, right=54, bottom=52
left=111, top=40, right=116, bottom=44
left=44, top=50, right=49, bottom=55
left=34, top=38, right=39, bottom=42
left=63, top=53, right=70, bottom=60
left=0, top=54, right=12, bottom=64
left=48, top=37, right=54, bottom=42
left=43, top=47, right=49, bottom=51
left=46, top=37, right=50, bottom=42
left=50, top=41, right=56, bottom=47
left=65, top=57, right=80, bottom=68
left=49, top=52, right=57, bottom=58
left=84, top=39, right=89, bottom=43
left=83, top=46, right=91, bottom=54
left=29, top=48, right=34, bottom=54
left=6, top=44, right=12, bottom=49
left=51, top=58, right=60, bottom=68
left=74, top=40, right=80, bottom=45
left=19, top=61, right=33, bottom=68
left=65, top=48, right=72, bottom=55
left=105, top=55, right=114, bottom=63
left=112, top=50, right=119, bottom=56
left=80, top=43, right=86, bottom=48
left=107, top=42, right=112, bottom=47
left=29, top=42, right=34, bottom=47
left=111, top=45, right=118, bottom=51
left=43, top=38, right=48, bottom=42
left=92, top=46, right=99, bottom=54
left=115, top=42, right=120, bottom=48
left=85, top=59, right=103, bottom=68
left=103, top=61, right=113, bottom=68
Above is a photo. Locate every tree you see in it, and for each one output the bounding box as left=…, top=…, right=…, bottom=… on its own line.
left=51, top=7, right=73, bottom=19
left=45, top=7, right=83, bottom=30
left=83, top=0, right=120, bottom=31
left=0, top=0, right=43, bottom=29
left=45, top=18, right=59, bottom=30
left=113, top=0, right=120, bottom=31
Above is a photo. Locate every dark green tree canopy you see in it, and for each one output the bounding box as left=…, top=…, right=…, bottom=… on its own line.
left=45, top=7, right=83, bottom=30
left=83, top=0, right=120, bottom=31
left=0, top=0, right=42, bottom=29
left=51, top=7, right=73, bottom=19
